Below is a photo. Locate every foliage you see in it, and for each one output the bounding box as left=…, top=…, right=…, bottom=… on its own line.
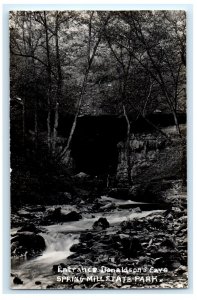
left=10, top=10, right=186, bottom=157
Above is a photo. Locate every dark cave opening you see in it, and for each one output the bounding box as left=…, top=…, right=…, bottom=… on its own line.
left=72, top=136, right=118, bottom=175
left=71, top=116, right=126, bottom=175
left=66, top=112, right=186, bottom=176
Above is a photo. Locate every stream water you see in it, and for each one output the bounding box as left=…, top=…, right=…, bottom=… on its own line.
left=11, top=198, right=165, bottom=289
left=11, top=232, right=79, bottom=289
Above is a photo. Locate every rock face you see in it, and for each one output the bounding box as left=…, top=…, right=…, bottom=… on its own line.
left=11, top=233, right=46, bottom=257
left=116, top=130, right=185, bottom=203
left=117, top=133, right=167, bottom=186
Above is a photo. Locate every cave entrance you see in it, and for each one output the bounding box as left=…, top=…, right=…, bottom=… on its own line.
left=71, top=116, right=125, bottom=175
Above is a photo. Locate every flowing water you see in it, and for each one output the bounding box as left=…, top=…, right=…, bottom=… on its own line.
left=11, top=198, right=165, bottom=289
left=11, top=232, right=79, bottom=289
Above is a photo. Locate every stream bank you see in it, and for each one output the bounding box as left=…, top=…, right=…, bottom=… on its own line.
left=11, top=190, right=187, bottom=289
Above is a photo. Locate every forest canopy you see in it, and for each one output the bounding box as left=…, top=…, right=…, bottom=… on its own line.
left=10, top=10, right=186, bottom=158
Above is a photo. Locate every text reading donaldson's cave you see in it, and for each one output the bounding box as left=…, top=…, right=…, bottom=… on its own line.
left=56, top=265, right=169, bottom=284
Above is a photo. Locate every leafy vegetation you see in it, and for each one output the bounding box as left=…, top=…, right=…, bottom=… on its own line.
left=10, top=10, right=186, bottom=162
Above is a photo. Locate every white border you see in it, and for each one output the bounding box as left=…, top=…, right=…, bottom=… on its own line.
left=1, top=1, right=196, bottom=299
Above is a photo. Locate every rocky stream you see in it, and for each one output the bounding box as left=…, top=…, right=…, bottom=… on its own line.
left=11, top=190, right=188, bottom=290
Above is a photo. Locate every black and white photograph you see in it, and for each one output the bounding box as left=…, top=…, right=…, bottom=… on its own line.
left=10, top=10, right=187, bottom=289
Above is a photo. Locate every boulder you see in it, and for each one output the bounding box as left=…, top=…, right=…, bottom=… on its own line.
left=51, top=207, right=62, bottom=219
left=13, top=277, right=23, bottom=285
left=11, top=233, right=46, bottom=257
left=160, top=237, right=176, bottom=249
left=17, top=224, right=41, bottom=234
left=43, top=207, right=61, bottom=224
left=61, top=211, right=82, bottom=222
left=70, top=243, right=90, bottom=254
left=176, top=265, right=187, bottom=274
left=69, top=243, right=81, bottom=252
left=52, top=265, right=59, bottom=273
left=46, top=284, right=56, bottom=289
left=43, top=208, right=82, bottom=224
left=80, top=232, right=93, bottom=242
left=143, top=180, right=175, bottom=204
left=93, top=217, right=110, bottom=230
left=132, top=207, right=141, bottom=213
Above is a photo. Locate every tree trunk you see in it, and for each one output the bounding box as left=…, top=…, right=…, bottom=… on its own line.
left=22, top=97, right=25, bottom=149
left=171, top=106, right=181, bottom=136
left=146, top=47, right=182, bottom=136
left=119, top=27, right=182, bottom=137
left=59, top=14, right=110, bottom=163
left=47, top=94, right=51, bottom=152
left=44, top=11, right=52, bottom=153
left=53, top=101, right=59, bottom=153
left=161, top=86, right=181, bottom=136
left=30, top=13, right=39, bottom=153
left=123, top=104, right=132, bottom=185
left=52, top=13, right=62, bottom=153
left=59, top=69, right=89, bottom=162
left=34, top=99, right=38, bottom=152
